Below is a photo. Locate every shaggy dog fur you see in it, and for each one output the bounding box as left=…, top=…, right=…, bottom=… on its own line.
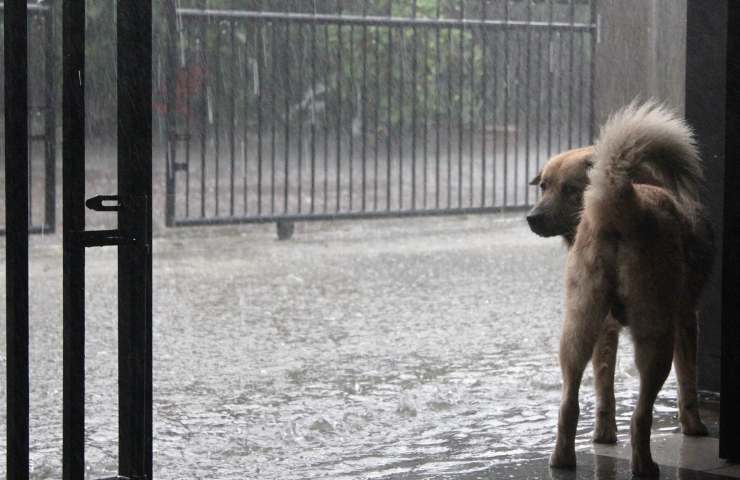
left=526, top=102, right=714, bottom=477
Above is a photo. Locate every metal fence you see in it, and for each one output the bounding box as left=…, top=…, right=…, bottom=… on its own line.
left=162, top=0, right=596, bottom=230
left=0, top=2, right=56, bottom=234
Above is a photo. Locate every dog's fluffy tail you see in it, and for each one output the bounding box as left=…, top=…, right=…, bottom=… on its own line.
left=584, top=101, right=702, bottom=231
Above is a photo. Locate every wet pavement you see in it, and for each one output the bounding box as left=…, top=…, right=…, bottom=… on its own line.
left=0, top=213, right=727, bottom=479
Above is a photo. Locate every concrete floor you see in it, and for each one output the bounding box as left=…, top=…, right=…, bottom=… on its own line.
left=0, top=213, right=738, bottom=479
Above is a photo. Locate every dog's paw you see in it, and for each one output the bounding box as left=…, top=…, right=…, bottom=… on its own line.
left=681, top=418, right=709, bottom=436
left=549, top=449, right=577, bottom=469
left=631, top=459, right=660, bottom=477
left=593, top=421, right=618, bottom=444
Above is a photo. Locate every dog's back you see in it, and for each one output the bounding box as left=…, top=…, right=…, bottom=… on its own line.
left=578, top=101, right=714, bottom=310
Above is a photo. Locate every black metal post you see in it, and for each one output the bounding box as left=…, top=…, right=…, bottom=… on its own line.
left=62, top=1, right=86, bottom=477
left=117, top=1, right=153, bottom=478
left=44, top=2, right=56, bottom=233
left=165, top=0, right=177, bottom=226
left=5, top=1, right=29, bottom=478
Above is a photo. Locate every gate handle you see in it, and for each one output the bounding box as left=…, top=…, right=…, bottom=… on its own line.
left=86, top=195, right=122, bottom=212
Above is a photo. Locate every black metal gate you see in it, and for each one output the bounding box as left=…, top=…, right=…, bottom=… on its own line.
left=4, top=1, right=153, bottom=478
left=0, top=1, right=56, bottom=234
left=162, top=0, right=596, bottom=231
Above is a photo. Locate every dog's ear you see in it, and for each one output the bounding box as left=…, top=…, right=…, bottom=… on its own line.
left=529, top=170, right=542, bottom=186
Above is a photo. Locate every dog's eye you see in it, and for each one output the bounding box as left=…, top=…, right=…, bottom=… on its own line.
left=562, top=184, right=578, bottom=195
left=540, top=181, right=548, bottom=191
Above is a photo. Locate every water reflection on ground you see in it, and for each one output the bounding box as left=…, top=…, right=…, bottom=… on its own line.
left=0, top=216, right=687, bottom=479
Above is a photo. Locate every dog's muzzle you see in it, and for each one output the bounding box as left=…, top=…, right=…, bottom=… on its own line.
left=526, top=209, right=557, bottom=237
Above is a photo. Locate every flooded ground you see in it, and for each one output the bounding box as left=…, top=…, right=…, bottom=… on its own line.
left=0, top=214, right=692, bottom=479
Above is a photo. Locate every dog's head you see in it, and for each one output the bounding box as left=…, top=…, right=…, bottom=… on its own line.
left=526, top=147, right=594, bottom=243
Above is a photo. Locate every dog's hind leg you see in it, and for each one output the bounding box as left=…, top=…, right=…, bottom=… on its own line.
left=550, top=270, right=610, bottom=469
left=631, top=330, right=674, bottom=477
left=674, top=311, right=708, bottom=436
left=592, top=317, right=620, bottom=444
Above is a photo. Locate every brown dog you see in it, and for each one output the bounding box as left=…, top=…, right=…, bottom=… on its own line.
left=526, top=102, right=714, bottom=476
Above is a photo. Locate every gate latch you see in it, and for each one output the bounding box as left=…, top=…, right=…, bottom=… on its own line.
left=76, top=195, right=143, bottom=248
left=86, top=194, right=122, bottom=212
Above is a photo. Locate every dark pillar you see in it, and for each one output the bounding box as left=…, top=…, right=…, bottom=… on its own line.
left=685, top=0, right=726, bottom=395
left=4, top=1, right=30, bottom=478
left=719, top=0, right=740, bottom=463
left=686, top=0, right=740, bottom=462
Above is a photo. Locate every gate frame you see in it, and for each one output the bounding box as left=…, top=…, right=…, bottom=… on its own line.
left=162, top=1, right=597, bottom=237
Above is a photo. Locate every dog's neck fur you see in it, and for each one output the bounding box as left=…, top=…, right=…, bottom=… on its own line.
left=563, top=232, right=576, bottom=248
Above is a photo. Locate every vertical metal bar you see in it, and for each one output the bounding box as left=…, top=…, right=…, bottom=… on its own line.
left=6, top=2, right=30, bottom=478
left=283, top=19, right=291, bottom=213
left=270, top=19, right=277, bottom=214
left=398, top=26, right=404, bottom=210
left=230, top=20, right=236, bottom=216
left=536, top=27, right=542, bottom=202
left=589, top=0, right=596, bottom=143
left=411, top=0, right=418, bottom=210
left=44, top=8, right=56, bottom=233
left=568, top=0, right=575, bottom=149
left=361, top=0, right=368, bottom=211
left=468, top=6, right=475, bottom=208
left=117, top=2, right=153, bottom=478
left=322, top=4, right=330, bottom=212
left=457, top=0, right=464, bottom=208
left=578, top=30, right=585, bottom=146
left=503, top=0, right=510, bottom=208
left=468, top=4, right=475, bottom=207
left=297, top=22, right=304, bottom=213
left=558, top=28, right=565, bottom=153
left=214, top=22, right=223, bottom=216
left=27, top=40, right=33, bottom=229
left=435, top=0, right=442, bottom=209
left=525, top=0, right=532, bottom=206
left=491, top=11, right=498, bottom=205
left=199, top=13, right=208, bottom=217
left=547, top=0, right=554, bottom=160
left=336, top=1, right=343, bottom=212
left=374, top=18, right=381, bottom=211
left=165, top=0, right=178, bottom=225
left=386, top=1, right=393, bottom=211
left=243, top=20, right=249, bottom=214
left=446, top=21, right=453, bottom=208
left=480, top=0, right=487, bottom=207
left=422, top=26, right=430, bottom=209
left=463, top=5, right=476, bottom=207
left=184, top=21, right=192, bottom=218
left=256, top=13, right=264, bottom=215
left=311, top=7, right=318, bottom=213
left=514, top=28, right=520, bottom=206
left=349, top=21, right=355, bottom=210
left=62, top=0, right=85, bottom=475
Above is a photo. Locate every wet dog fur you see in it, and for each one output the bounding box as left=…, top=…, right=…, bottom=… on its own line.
left=526, top=102, right=714, bottom=477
